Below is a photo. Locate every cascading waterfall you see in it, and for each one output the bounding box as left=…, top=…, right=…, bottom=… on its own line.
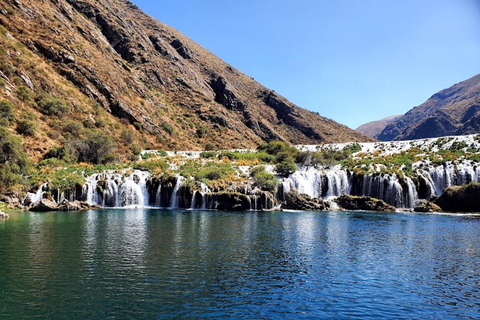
left=80, top=170, right=151, bottom=208
left=200, top=183, right=211, bottom=209
left=28, top=159, right=480, bottom=210
left=417, top=161, right=480, bottom=199
left=169, top=176, right=185, bottom=208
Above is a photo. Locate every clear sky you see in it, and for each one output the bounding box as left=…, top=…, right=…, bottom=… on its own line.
left=131, top=0, right=480, bottom=129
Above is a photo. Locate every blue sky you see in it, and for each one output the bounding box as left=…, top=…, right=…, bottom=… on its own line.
left=131, top=0, right=480, bottom=129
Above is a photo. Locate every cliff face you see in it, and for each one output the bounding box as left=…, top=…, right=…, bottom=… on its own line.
left=0, top=0, right=371, bottom=160
left=377, top=73, right=480, bottom=141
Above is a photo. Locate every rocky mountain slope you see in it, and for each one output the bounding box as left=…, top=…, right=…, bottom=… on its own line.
left=355, top=115, right=400, bottom=138
left=377, top=73, right=480, bottom=141
left=0, top=0, right=371, bottom=161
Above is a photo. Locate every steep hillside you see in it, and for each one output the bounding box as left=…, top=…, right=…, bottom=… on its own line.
left=0, top=0, right=371, bottom=161
left=377, top=73, right=480, bottom=141
left=355, top=115, right=400, bottom=138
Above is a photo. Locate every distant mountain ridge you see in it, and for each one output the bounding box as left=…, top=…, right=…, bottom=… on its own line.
left=0, top=0, right=371, bottom=160
left=377, top=73, right=480, bottom=141
left=355, top=115, right=401, bottom=138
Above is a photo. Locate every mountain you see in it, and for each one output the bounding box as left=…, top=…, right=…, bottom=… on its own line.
left=377, top=73, right=480, bottom=141
left=355, top=115, right=401, bottom=138
left=0, top=0, right=371, bottom=161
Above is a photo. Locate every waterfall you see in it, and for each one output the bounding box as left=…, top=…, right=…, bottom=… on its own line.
left=34, top=183, right=48, bottom=202
left=80, top=170, right=151, bottom=208
left=406, top=177, right=419, bottom=208
left=169, top=176, right=184, bottom=208
left=200, top=183, right=210, bottom=209
left=190, top=191, right=197, bottom=209
left=119, top=171, right=149, bottom=207
left=155, top=183, right=162, bottom=207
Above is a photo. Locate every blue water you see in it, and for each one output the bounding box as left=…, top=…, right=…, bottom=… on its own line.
left=0, top=210, right=479, bottom=319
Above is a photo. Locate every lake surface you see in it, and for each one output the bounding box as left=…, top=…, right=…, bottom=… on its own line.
left=0, top=210, right=479, bottom=319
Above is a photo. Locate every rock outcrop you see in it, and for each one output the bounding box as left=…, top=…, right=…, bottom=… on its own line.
left=414, top=200, right=443, bottom=213
left=335, top=195, right=396, bottom=212
left=282, top=191, right=331, bottom=211
left=29, top=199, right=100, bottom=212
left=433, top=183, right=480, bottom=212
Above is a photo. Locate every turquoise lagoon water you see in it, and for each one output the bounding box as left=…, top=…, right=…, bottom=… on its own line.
left=0, top=209, right=479, bottom=319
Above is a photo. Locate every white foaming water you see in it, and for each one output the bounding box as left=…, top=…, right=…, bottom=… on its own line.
left=82, top=170, right=151, bottom=208
left=169, top=176, right=185, bottom=208
left=200, top=183, right=211, bottom=209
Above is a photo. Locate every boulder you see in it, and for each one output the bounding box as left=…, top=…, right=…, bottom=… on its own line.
left=0, top=210, right=9, bottom=219
left=30, top=199, right=100, bottom=211
left=433, top=182, right=480, bottom=212
left=414, top=200, right=442, bottom=213
left=29, top=199, right=59, bottom=211
left=335, top=195, right=396, bottom=212
left=58, top=200, right=100, bottom=211
left=282, top=191, right=331, bottom=211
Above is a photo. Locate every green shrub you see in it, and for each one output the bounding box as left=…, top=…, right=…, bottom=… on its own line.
left=196, top=126, right=207, bottom=138
left=205, top=142, right=215, bottom=151
left=0, top=100, right=16, bottom=126
left=0, top=62, right=14, bottom=77
left=0, top=127, right=30, bottom=192
left=37, top=158, right=68, bottom=168
left=200, top=151, right=217, bottom=159
left=133, top=159, right=169, bottom=172
left=160, top=121, right=173, bottom=135
left=250, top=166, right=278, bottom=192
left=257, top=141, right=299, bottom=163
left=275, top=160, right=297, bottom=177
left=121, top=129, right=135, bottom=145
left=217, top=151, right=275, bottom=163
left=62, top=121, right=83, bottom=135
left=16, top=86, right=32, bottom=101
left=196, top=163, right=234, bottom=181
left=131, top=144, right=141, bottom=156
left=16, top=119, right=36, bottom=136
left=344, top=143, right=362, bottom=154
left=95, top=117, right=106, bottom=128
left=71, top=131, right=116, bottom=164
left=44, top=145, right=74, bottom=163
left=36, top=94, right=70, bottom=117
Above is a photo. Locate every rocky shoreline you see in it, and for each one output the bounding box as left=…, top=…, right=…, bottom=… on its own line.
left=2, top=182, right=480, bottom=214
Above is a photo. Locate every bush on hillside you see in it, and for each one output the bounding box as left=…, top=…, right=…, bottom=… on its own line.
left=257, top=141, right=299, bottom=164
left=0, top=100, right=16, bottom=126
left=36, top=94, right=70, bottom=117
left=70, top=131, right=116, bottom=164
left=16, top=119, right=36, bottom=136
left=275, top=160, right=297, bottom=177
left=16, top=86, right=32, bottom=101
left=0, top=127, right=30, bottom=192
left=250, top=166, right=278, bottom=192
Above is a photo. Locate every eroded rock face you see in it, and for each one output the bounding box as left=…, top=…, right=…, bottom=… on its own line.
left=29, top=199, right=100, bottom=211
left=414, top=200, right=443, bottom=213
left=0, top=0, right=372, bottom=158
left=335, top=195, right=396, bottom=212
left=282, top=191, right=331, bottom=211
left=29, top=199, right=59, bottom=211
left=433, top=183, right=480, bottom=212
